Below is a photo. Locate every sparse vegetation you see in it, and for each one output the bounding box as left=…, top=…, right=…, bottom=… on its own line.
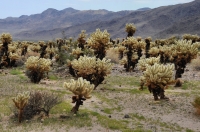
left=0, top=25, right=200, bottom=132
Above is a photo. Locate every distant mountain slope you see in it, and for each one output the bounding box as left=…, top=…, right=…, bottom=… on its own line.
left=1, top=0, right=199, bottom=40
left=0, top=7, right=133, bottom=39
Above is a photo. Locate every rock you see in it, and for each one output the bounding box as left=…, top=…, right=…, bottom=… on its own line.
left=124, top=114, right=130, bottom=118
left=41, top=118, right=44, bottom=123
left=152, top=107, right=156, bottom=109
left=185, top=69, right=189, bottom=72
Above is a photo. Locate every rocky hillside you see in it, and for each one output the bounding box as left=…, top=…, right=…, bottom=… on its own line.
left=0, top=0, right=199, bottom=40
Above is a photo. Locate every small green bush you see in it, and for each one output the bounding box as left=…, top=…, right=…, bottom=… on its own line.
left=192, top=96, right=200, bottom=115
left=10, top=68, right=22, bottom=75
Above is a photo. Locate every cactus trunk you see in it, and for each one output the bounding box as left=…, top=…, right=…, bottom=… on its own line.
left=18, top=109, right=23, bottom=123
left=71, top=96, right=85, bottom=114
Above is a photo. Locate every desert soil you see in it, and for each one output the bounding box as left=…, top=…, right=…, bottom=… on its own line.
left=0, top=63, right=200, bottom=132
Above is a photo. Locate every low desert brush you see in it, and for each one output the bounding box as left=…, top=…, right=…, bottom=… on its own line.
left=192, top=96, right=200, bottom=115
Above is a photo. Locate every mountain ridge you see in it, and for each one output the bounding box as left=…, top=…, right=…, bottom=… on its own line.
left=0, top=1, right=199, bottom=40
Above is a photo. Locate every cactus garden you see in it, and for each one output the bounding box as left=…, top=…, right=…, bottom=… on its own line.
left=0, top=24, right=200, bottom=132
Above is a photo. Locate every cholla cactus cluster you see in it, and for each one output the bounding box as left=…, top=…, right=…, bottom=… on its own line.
left=30, top=43, right=41, bottom=52
left=170, top=40, right=199, bottom=83
left=63, top=77, right=94, bottom=114
left=25, top=56, right=51, bottom=83
left=182, top=34, right=199, bottom=43
left=71, top=47, right=83, bottom=59
left=25, top=56, right=51, bottom=71
left=12, top=91, right=30, bottom=123
left=87, top=29, right=111, bottom=59
left=0, top=33, right=20, bottom=68
left=68, top=55, right=113, bottom=88
left=142, top=63, right=174, bottom=100
left=120, top=37, right=140, bottom=71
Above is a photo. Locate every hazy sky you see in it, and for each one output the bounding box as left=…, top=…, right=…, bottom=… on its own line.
left=0, top=0, right=194, bottom=19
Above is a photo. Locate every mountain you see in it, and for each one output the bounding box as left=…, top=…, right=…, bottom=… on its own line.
left=136, top=7, right=151, bottom=11
left=0, top=7, right=133, bottom=40
left=0, top=0, right=199, bottom=40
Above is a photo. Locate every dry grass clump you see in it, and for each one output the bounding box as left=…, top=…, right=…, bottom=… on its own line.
left=190, top=56, right=200, bottom=71
left=192, top=96, right=200, bottom=115
left=105, top=48, right=119, bottom=63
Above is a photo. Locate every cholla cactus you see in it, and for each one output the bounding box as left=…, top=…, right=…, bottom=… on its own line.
left=0, top=33, right=12, bottom=43
left=8, top=43, right=17, bottom=53
left=148, top=47, right=160, bottom=57
left=142, top=63, right=174, bottom=100
left=12, top=91, right=30, bottom=123
left=46, top=47, right=55, bottom=60
left=21, top=41, right=29, bottom=56
left=170, top=39, right=199, bottom=86
left=56, top=38, right=65, bottom=52
left=138, top=57, right=160, bottom=71
left=114, top=45, right=126, bottom=59
left=68, top=55, right=113, bottom=88
left=63, top=77, right=94, bottom=114
left=71, top=47, right=84, bottom=59
left=159, top=45, right=172, bottom=63
left=121, top=37, right=139, bottom=71
left=125, top=23, right=136, bottom=37
left=0, top=33, right=16, bottom=68
left=138, top=56, right=160, bottom=90
left=9, top=52, right=20, bottom=66
left=30, top=43, right=41, bottom=53
left=145, top=37, right=152, bottom=58
left=77, top=30, right=87, bottom=49
left=87, top=29, right=111, bottom=59
left=25, top=56, right=51, bottom=83
left=46, top=41, right=56, bottom=60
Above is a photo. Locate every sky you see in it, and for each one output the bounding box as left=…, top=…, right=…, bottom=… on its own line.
left=0, top=0, right=194, bottom=19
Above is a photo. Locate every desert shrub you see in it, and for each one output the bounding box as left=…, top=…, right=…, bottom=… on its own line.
left=12, top=91, right=62, bottom=121
left=192, top=96, right=200, bottom=115
left=105, top=48, right=119, bottom=63
left=25, top=56, right=51, bottom=83
left=190, top=57, right=200, bottom=71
